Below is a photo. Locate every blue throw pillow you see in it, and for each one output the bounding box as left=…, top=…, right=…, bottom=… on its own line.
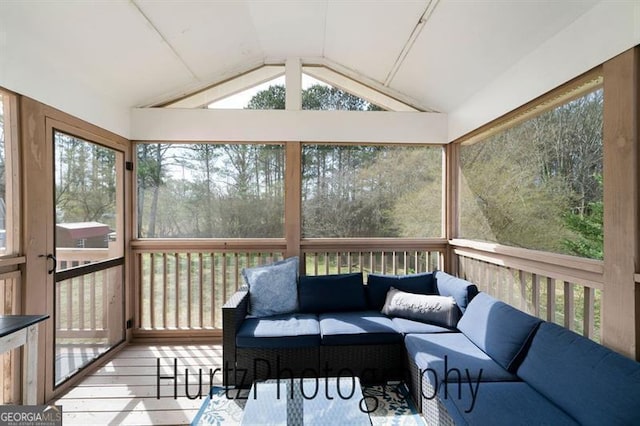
left=242, top=257, right=299, bottom=317
left=367, top=272, right=436, bottom=310
left=298, top=273, right=366, bottom=313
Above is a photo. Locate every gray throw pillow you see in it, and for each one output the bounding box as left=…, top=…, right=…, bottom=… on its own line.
left=381, top=287, right=460, bottom=328
left=242, top=257, right=299, bottom=317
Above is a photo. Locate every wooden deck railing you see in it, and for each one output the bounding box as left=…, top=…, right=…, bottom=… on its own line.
left=132, top=239, right=447, bottom=333
left=131, top=238, right=600, bottom=341
left=55, top=248, right=112, bottom=339
left=451, top=239, right=603, bottom=342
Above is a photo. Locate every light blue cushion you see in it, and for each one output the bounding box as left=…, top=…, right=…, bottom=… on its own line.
left=391, top=317, right=456, bottom=334
left=236, top=313, right=320, bottom=348
left=457, top=292, right=541, bottom=372
left=319, top=311, right=402, bottom=345
left=439, top=381, right=578, bottom=426
left=242, top=257, right=299, bottom=317
left=518, top=322, right=640, bottom=426
left=434, top=271, right=478, bottom=313
left=298, top=273, right=366, bottom=313
left=367, top=272, right=435, bottom=310
left=405, top=333, right=517, bottom=383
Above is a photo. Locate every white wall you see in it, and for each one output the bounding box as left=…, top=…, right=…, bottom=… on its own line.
left=130, top=109, right=447, bottom=143
left=0, top=43, right=131, bottom=138
left=448, top=0, right=640, bottom=142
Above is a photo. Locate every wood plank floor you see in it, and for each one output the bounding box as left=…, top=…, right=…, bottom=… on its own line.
left=52, top=344, right=224, bottom=425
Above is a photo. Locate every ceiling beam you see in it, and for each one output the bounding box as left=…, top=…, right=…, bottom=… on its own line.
left=128, top=0, right=198, bottom=81
left=384, top=0, right=440, bottom=87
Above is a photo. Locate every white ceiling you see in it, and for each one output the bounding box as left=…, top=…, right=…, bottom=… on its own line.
left=2, top=0, right=633, bottom=137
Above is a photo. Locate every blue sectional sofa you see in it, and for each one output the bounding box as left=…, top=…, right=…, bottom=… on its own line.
left=407, top=291, right=640, bottom=425
left=223, top=268, right=477, bottom=386
left=223, top=264, right=640, bottom=424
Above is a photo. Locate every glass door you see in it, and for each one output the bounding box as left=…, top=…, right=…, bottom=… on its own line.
left=53, top=130, right=125, bottom=385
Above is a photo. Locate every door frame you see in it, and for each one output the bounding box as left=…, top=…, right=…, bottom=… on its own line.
left=21, top=96, right=132, bottom=403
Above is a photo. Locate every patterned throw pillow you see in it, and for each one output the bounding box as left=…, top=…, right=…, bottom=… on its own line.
left=381, top=287, right=460, bottom=328
left=242, top=257, right=299, bottom=317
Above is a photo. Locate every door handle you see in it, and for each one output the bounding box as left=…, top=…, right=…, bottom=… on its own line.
left=39, top=254, right=57, bottom=274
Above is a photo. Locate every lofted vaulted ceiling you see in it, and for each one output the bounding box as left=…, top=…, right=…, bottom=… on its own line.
left=0, top=0, right=603, bottom=115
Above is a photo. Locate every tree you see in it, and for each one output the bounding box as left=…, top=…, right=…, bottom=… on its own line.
left=245, top=84, right=384, bottom=111
left=459, top=88, right=603, bottom=257
left=562, top=175, right=603, bottom=260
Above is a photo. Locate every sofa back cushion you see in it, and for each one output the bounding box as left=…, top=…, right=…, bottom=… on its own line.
left=457, top=292, right=542, bottom=372
left=434, top=271, right=478, bottom=313
left=518, top=322, right=640, bottom=425
left=298, top=273, right=366, bottom=313
left=367, top=272, right=435, bottom=310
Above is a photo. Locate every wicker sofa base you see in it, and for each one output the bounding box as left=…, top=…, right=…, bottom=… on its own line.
left=230, top=343, right=405, bottom=387
left=407, top=351, right=456, bottom=426
left=234, top=347, right=320, bottom=387
left=320, top=343, right=405, bottom=385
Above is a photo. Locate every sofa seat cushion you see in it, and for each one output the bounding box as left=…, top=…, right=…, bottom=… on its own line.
left=439, top=381, right=578, bottom=426
left=319, top=311, right=403, bottom=345
left=457, top=292, right=541, bottom=373
left=367, top=272, right=435, bottom=311
left=518, top=322, right=640, bottom=426
left=392, top=317, right=456, bottom=335
left=236, top=313, right=320, bottom=349
left=405, top=333, right=518, bottom=383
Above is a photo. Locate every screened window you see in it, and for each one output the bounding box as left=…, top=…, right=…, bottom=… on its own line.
left=301, top=74, right=383, bottom=111
left=302, top=144, right=442, bottom=238
left=136, top=143, right=285, bottom=238
left=459, top=85, right=604, bottom=259
left=209, top=75, right=285, bottom=109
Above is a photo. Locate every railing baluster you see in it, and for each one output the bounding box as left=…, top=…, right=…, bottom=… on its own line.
left=564, top=281, right=574, bottom=331
left=325, top=252, right=329, bottom=275
left=313, top=253, right=318, bottom=275
left=234, top=252, right=239, bottom=292
left=56, top=277, right=62, bottom=331
left=101, top=269, right=108, bottom=331
left=89, top=270, right=96, bottom=331
left=175, top=253, right=180, bottom=328
left=532, top=273, right=540, bottom=317
left=583, top=286, right=594, bottom=339
left=211, top=253, right=216, bottom=328
left=199, top=253, right=204, bottom=328
left=381, top=251, right=386, bottom=274
left=162, top=253, right=168, bottom=329
left=519, top=270, right=527, bottom=311
left=222, top=253, right=228, bottom=304
left=78, top=274, right=85, bottom=330
left=66, top=278, right=72, bottom=330
left=187, top=252, right=192, bottom=329
left=547, top=277, right=555, bottom=323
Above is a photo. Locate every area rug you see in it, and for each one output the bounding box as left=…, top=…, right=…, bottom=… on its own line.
left=191, top=382, right=425, bottom=425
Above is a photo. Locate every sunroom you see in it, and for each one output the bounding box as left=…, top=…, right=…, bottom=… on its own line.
left=0, top=1, right=638, bottom=424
